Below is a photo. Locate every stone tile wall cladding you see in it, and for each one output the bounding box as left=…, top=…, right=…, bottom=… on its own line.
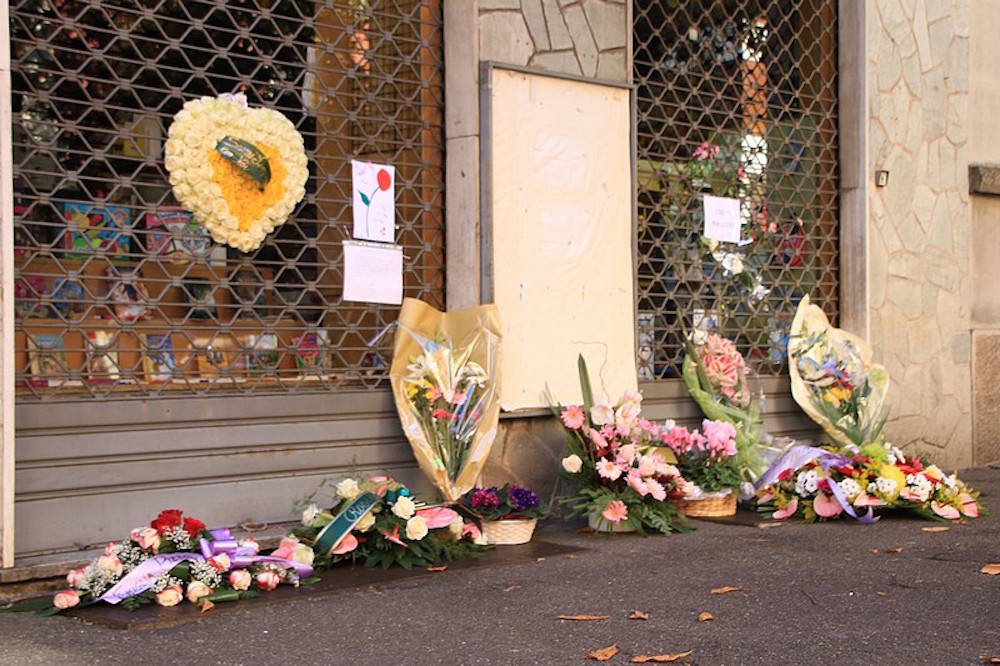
left=479, top=0, right=628, bottom=82
left=867, top=0, right=973, bottom=467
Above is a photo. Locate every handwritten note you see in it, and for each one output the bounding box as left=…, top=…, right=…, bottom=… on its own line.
left=703, top=195, right=742, bottom=243
left=342, top=240, right=403, bottom=305
left=351, top=160, right=395, bottom=243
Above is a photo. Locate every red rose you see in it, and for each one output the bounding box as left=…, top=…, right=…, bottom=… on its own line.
left=182, top=517, right=206, bottom=538
left=816, top=478, right=831, bottom=493
left=835, top=465, right=855, bottom=477
left=151, top=509, right=184, bottom=535
left=777, top=468, right=794, bottom=482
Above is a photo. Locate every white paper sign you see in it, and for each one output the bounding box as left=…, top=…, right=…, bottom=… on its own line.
left=351, top=160, right=395, bottom=243
left=342, top=240, right=403, bottom=305
left=702, top=195, right=742, bottom=243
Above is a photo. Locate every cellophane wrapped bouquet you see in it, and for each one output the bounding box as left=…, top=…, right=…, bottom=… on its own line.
left=787, top=295, right=889, bottom=449
left=756, top=442, right=983, bottom=523
left=295, top=476, right=486, bottom=570
left=555, top=356, right=691, bottom=534
left=390, top=299, right=501, bottom=502
left=682, top=332, right=764, bottom=486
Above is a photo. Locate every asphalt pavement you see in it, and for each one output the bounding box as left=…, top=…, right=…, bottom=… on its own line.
left=0, top=467, right=998, bottom=666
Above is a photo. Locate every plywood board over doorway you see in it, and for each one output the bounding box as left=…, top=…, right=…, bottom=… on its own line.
left=480, top=64, right=637, bottom=411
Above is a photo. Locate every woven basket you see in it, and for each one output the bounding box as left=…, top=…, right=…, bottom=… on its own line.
left=675, top=491, right=737, bottom=517
left=482, top=518, right=537, bottom=545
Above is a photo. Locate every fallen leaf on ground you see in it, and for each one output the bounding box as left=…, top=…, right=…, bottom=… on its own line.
left=876, top=592, right=888, bottom=597
left=710, top=586, right=741, bottom=595
left=536, top=557, right=546, bottom=562
left=565, top=554, right=577, bottom=560
left=869, top=548, right=880, bottom=555
left=426, top=565, right=447, bottom=572
left=921, top=526, right=950, bottom=532
left=198, top=599, right=214, bottom=614
left=756, top=522, right=784, bottom=529
left=698, top=611, right=714, bottom=622
left=560, top=614, right=610, bottom=621
left=885, top=547, right=903, bottom=554
left=980, top=563, right=1000, bottom=575
left=629, top=610, right=649, bottom=620
left=980, top=656, right=1000, bottom=664
left=578, top=527, right=596, bottom=534
left=631, top=650, right=694, bottom=663
left=587, top=644, right=619, bottom=661
left=503, top=585, right=520, bottom=593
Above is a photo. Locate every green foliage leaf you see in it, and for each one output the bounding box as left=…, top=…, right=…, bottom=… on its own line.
left=577, top=354, right=594, bottom=423
left=2, top=597, right=56, bottom=613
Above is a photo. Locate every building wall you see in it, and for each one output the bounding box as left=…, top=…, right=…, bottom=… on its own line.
left=967, top=0, right=1000, bottom=465
left=866, top=0, right=973, bottom=468
left=479, top=0, right=628, bottom=82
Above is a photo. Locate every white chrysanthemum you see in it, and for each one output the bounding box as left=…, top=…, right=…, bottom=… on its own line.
left=838, top=477, right=862, bottom=501
left=795, top=470, right=819, bottom=497
left=875, top=477, right=898, bottom=496
left=164, top=96, right=308, bottom=252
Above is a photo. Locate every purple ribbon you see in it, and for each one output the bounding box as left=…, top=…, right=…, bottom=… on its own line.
left=200, top=528, right=314, bottom=577
left=755, top=445, right=878, bottom=524
left=98, top=530, right=314, bottom=604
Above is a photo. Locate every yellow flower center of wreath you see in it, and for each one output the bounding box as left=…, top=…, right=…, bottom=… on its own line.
left=208, top=142, right=287, bottom=231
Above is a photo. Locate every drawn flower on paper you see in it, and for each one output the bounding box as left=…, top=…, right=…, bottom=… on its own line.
left=359, top=168, right=392, bottom=236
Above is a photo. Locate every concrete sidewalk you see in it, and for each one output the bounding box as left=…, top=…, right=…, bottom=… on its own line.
left=0, top=467, right=998, bottom=666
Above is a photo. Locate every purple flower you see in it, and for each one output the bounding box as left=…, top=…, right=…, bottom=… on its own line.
left=508, top=486, right=540, bottom=512
left=469, top=487, right=500, bottom=509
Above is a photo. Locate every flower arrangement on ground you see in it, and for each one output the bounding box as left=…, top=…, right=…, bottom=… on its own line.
left=389, top=298, right=502, bottom=502
left=755, top=442, right=984, bottom=523
left=682, top=332, right=764, bottom=487
left=295, top=475, right=487, bottom=569
left=788, top=295, right=889, bottom=448
left=554, top=356, right=691, bottom=534
left=461, top=484, right=548, bottom=545
left=6, top=509, right=313, bottom=615
left=165, top=94, right=308, bottom=252
left=662, top=419, right=742, bottom=511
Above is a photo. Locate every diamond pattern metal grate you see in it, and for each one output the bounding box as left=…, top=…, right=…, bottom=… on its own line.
left=10, top=0, right=444, bottom=400
left=634, top=0, right=839, bottom=379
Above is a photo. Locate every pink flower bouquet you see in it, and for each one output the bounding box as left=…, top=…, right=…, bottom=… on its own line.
left=554, top=356, right=691, bottom=534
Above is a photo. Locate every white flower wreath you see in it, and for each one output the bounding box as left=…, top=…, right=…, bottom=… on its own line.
left=164, top=95, right=308, bottom=252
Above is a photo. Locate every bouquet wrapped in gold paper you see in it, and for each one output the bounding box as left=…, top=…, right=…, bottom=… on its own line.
left=390, top=299, right=502, bottom=502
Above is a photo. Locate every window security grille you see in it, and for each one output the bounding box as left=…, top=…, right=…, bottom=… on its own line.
left=634, top=0, right=839, bottom=379
left=10, top=0, right=444, bottom=400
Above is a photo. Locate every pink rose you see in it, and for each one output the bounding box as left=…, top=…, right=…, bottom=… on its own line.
left=97, top=554, right=123, bottom=577
left=186, top=581, right=212, bottom=603
left=208, top=553, right=231, bottom=572
left=66, top=567, right=86, bottom=589
left=130, top=527, right=161, bottom=553
left=53, top=590, right=80, bottom=610
left=229, top=569, right=252, bottom=591
left=256, top=571, right=281, bottom=592
left=155, top=586, right=183, bottom=607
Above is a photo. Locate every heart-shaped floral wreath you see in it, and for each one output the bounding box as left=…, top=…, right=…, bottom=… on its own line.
left=164, top=95, right=308, bottom=252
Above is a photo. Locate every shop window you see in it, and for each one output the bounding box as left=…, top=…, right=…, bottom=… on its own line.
left=10, top=0, right=444, bottom=399
left=634, top=0, right=838, bottom=379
